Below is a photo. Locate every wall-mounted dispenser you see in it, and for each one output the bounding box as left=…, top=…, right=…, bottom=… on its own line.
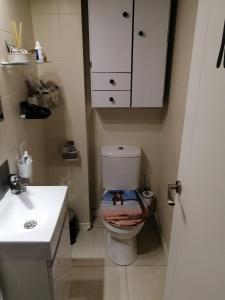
left=62, top=141, right=79, bottom=161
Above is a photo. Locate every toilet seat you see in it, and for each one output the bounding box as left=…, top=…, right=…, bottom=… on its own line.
left=100, top=190, right=148, bottom=227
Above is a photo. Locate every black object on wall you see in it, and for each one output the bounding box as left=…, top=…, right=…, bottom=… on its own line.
left=68, top=208, right=79, bottom=244
left=0, top=97, right=4, bottom=122
left=164, top=0, right=179, bottom=102
left=0, top=160, right=10, bottom=201
left=20, top=101, right=51, bottom=119
left=216, top=20, right=225, bottom=68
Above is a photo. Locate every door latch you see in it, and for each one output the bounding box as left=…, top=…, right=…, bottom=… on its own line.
left=167, top=180, right=182, bottom=206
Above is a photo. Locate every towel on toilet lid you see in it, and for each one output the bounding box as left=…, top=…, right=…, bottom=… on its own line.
left=100, top=190, right=148, bottom=227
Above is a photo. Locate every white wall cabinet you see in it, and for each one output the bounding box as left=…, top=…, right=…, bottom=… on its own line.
left=88, top=0, right=171, bottom=108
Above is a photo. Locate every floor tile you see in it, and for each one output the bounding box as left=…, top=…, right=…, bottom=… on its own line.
left=132, top=217, right=168, bottom=266
left=127, top=266, right=166, bottom=300
left=92, top=215, right=104, bottom=228
left=71, top=228, right=115, bottom=266
left=59, top=266, right=128, bottom=300
left=72, top=217, right=167, bottom=267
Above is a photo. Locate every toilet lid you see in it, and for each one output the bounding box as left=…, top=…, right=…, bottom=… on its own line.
left=100, top=190, right=148, bottom=227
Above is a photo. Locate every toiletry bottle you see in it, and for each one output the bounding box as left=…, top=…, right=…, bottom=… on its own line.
left=35, top=41, right=44, bottom=62
left=17, top=150, right=33, bottom=181
left=22, top=150, right=32, bottom=165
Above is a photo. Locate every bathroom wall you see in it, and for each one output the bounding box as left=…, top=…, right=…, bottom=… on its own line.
left=157, top=0, right=199, bottom=248
left=0, top=0, right=48, bottom=184
left=30, top=0, right=91, bottom=225
left=0, top=0, right=197, bottom=238
left=90, top=0, right=198, bottom=249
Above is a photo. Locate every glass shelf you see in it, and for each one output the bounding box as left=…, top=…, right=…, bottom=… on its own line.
left=1, top=61, right=52, bottom=66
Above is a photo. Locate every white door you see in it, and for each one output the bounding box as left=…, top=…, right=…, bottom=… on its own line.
left=88, top=0, right=133, bottom=72
left=132, top=0, right=170, bottom=107
left=164, top=1, right=225, bottom=299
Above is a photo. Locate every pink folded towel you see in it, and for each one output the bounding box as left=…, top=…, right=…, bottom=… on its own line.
left=106, top=218, right=144, bottom=227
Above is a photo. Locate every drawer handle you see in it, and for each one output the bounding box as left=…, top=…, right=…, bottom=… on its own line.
left=122, top=11, right=129, bottom=18
left=109, top=79, right=115, bottom=85
left=139, top=31, right=144, bottom=37
left=109, top=97, right=115, bottom=103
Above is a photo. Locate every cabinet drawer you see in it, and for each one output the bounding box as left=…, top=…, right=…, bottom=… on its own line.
left=92, top=91, right=130, bottom=108
left=91, top=73, right=131, bottom=91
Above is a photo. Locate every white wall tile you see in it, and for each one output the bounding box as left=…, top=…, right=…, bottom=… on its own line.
left=40, top=38, right=60, bottom=61
left=47, top=62, right=84, bottom=96
left=58, top=0, right=81, bottom=15
left=31, top=14, right=39, bottom=39
left=0, top=0, right=10, bottom=32
left=59, top=15, right=81, bottom=39
left=0, top=0, right=49, bottom=185
left=30, top=0, right=90, bottom=222
left=30, top=0, right=58, bottom=14
left=36, top=15, right=59, bottom=39
left=0, top=31, right=13, bottom=63
left=58, top=39, right=83, bottom=62
left=40, top=38, right=83, bottom=62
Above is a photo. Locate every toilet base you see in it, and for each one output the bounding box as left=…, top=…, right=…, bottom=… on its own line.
left=107, top=233, right=137, bottom=266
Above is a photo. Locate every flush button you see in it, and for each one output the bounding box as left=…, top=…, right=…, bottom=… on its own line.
left=118, top=147, right=124, bottom=150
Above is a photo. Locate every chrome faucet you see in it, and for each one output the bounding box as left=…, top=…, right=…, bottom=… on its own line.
left=8, top=174, right=27, bottom=194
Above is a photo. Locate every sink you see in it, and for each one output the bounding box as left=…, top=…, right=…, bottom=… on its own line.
left=0, top=186, right=68, bottom=260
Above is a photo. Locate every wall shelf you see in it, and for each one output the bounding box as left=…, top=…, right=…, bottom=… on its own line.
left=1, top=61, right=52, bottom=66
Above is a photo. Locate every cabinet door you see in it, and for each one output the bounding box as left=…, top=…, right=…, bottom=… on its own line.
left=132, top=0, right=171, bottom=107
left=89, top=0, right=133, bottom=72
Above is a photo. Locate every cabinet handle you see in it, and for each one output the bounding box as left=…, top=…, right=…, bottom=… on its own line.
left=122, top=11, right=129, bottom=18
left=109, top=97, right=115, bottom=103
left=109, top=79, right=115, bottom=85
left=139, top=31, right=144, bottom=37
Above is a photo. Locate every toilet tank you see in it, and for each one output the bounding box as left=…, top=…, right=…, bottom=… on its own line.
left=101, top=145, right=141, bottom=190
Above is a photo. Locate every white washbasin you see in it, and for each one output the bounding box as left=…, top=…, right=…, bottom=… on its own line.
left=0, top=186, right=68, bottom=260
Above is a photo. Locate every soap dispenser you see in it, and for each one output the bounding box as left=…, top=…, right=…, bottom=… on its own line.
left=17, top=144, right=33, bottom=183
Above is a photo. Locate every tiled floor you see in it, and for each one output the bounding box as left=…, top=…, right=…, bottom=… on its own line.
left=58, top=216, right=167, bottom=300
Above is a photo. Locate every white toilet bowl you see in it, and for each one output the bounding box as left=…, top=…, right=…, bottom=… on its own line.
left=102, top=218, right=145, bottom=265
left=100, top=145, right=146, bottom=265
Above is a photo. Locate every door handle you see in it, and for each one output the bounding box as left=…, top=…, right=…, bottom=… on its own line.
left=168, top=180, right=182, bottom=206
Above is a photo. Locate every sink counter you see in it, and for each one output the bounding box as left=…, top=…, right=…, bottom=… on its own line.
left=0, top=186, right=68, bottom=260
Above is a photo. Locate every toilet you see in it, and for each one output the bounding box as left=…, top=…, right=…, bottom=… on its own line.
left=100, top=145, right=148, bottom=266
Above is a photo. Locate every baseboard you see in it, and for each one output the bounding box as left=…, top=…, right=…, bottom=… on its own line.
left=154, top=212, right=169, bottom=256
left=79, top=222, right=92, bottom=230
